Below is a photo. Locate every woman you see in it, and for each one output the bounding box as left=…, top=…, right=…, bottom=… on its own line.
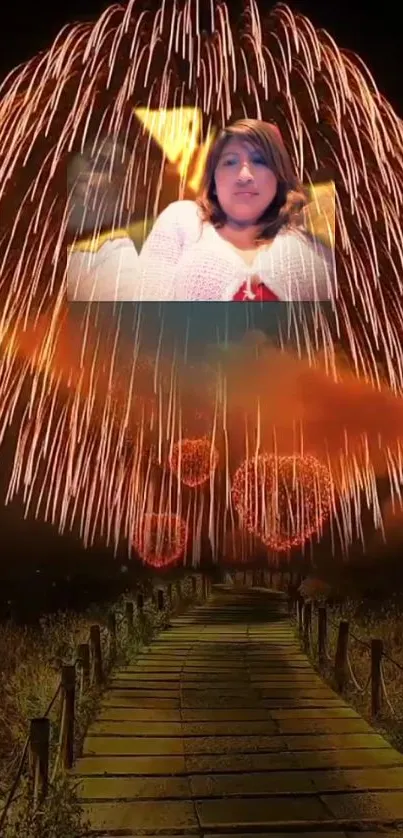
left=136, top=119, right=335, bottom=301
left=66, top=137, right=139, bottom=302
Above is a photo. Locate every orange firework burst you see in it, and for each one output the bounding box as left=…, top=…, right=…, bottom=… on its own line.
left=231, top=454, right=333, bottom=552
left=169, top=437, right=219, bottom=487
left=132, top=512, right=188, bottom=569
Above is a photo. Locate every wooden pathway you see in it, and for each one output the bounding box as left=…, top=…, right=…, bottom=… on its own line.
left=74, top=585, right=403, bottom=836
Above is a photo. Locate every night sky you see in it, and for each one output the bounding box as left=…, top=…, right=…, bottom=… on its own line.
left=0, top=0, right=401, bottom=578
left=1, top=1, right=401, bottom=115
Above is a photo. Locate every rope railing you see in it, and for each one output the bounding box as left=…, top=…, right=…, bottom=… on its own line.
left=289, top=591, right=403, bottom=722
left=0, top=571, right=211, bottom=832
left=379, top=656, right=403, bottom=720
left=236, top=572, right=403, bottom=725
left=346, top=649, right=371, bottom=695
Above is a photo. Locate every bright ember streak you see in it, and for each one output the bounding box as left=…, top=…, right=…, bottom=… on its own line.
left=0, top=1, right=402, bottom=563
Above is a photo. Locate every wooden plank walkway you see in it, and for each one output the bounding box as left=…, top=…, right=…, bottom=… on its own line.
left=73, top=585, right=403, bottom=836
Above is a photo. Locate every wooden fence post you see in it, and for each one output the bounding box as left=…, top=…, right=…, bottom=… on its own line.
left=77, top=643, right=90, bottom=699
left=107, top=612, right=117, bottom=662
left=335, top=620, right=349, bottom=691
left=175, top=580, right=182, bottom=602
left=125, top=601, right=134, bottom=636
left=318, top=606, right=327, bottom=667
left=136, top=592, right=144, bottom=628
left=287, top=589, right=294, bottom=616
left=61, top=665, right=75, bottom=770
left=90, top=625, right=103, bottom=686
left=296, top=595, right=304, bottom=632
left=371, top=638, right=383, bottom=718
left=157, top=588, right=165, bottom=611
left=191, top=576, right=197, bottom=598
left=303, top=601, right=312, bottom=649
left=295, top=594, right=300, bottom=627
left=29, top=718, right=50, bottom=804
left=167, top=583, right=173, bottom=606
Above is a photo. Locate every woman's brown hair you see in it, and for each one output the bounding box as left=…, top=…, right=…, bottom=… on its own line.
left=197, top=119, right=308, bottom=241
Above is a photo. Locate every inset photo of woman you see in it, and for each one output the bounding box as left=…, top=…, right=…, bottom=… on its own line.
left=67, top=118, right=335, bottom=303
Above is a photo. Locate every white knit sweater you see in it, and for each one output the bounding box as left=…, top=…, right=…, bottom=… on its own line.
left=67, top=235, right=139, bottom=302
left=136, top=200, right=335, bottom=302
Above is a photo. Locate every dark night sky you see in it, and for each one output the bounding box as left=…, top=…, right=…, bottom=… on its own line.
left=0, top=0, right=400, bottom=573
left=1, top=1, right=401, bottom=115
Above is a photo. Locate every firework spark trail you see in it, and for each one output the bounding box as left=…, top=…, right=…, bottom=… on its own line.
left=0, top=307, right=216, bottom=557
left=3, top=305, right=403, bottom=560
left=0, top=0, right=403, bottom=559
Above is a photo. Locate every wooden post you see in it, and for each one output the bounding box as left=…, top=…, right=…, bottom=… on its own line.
left=287, top=588, right=294, bottom=615
left=371, top=638, right=383, bottom=718
left=61, top=665, right=75, bottom=769
left=167, top=583, right=173, bottom=605
left=77, top=643, right=90, bottom=699
left=125, top=601, right=134, bottom=636
left=191, top=576, right=197, bottom=597
left=303, top=601, right=312, bottom=649
left=295, top=594, right=300, bottom=626
left=136, top=592, right=145, bottom=635
left=296, top=596, right=304, bottom=632
left=90, top=625, right=103, bottom=686
left=318, top=606, right=327, bottom=667
left=175, top=580, right=182, bottom=602
left=107, top=612, right=117, bottom=662
left=157, top=588, right=164, bottom=611
left=29, top=718, right=50, bottom=803
left=334, top=620, right=349, bottom=691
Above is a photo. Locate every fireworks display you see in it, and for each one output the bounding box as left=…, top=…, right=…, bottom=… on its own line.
left=231, top=454, right=333, bottom=552
left=169, top=438, right=219, bottom=487
left=0, top=1, right=402, bottom=566
left=132, top=512, right=188, bottom=569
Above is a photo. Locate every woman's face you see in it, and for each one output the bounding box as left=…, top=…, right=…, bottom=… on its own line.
left=214, top=138, right=278, bottom=226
